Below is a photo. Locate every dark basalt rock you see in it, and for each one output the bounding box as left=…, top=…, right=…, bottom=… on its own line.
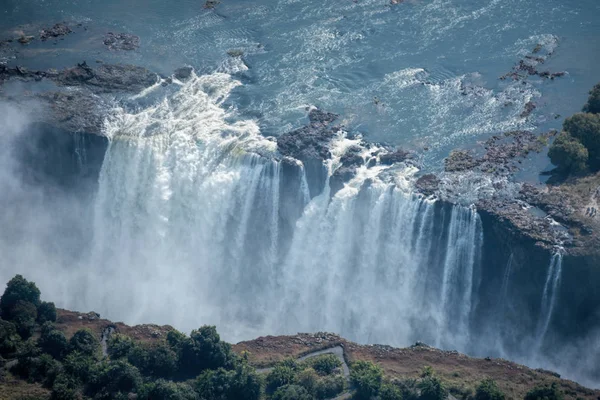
left=36, top=91, right=107, bottom=135
left=379, top=148, right=411, bottom=165
left=204, top=0, right=220, bottom=9
left=55, top=62, right=158, bottom=93
left=415, top=174, right=440, bottom=197
left=174, top=66, right=194, bottom=81
left=40, top=23, right=72, bottom=41
left=330, top=146, right=364, bottom=195
left=444, top=150, right=481, bottom=172
left=520, top=101, right=536, bottom=118
left=103, top=32, right=140, bottom=51
left=277, top=109, right=339, bottom=162
left=277, top=109, right=340, bottom=198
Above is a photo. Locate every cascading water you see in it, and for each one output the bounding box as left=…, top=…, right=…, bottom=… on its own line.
left=76, top=72, right=485, bottom=349
left=534, top=251, right=563, bottom=353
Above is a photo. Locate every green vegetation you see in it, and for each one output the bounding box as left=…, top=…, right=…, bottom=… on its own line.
left=475, top=379, right=506, bottom=400
left=525, top=383, right=564, bottom=400
left=0, top=275, right=576, bottom=400
left=549, top=82, right=600, bottom=174
left=583, top=83, right=600, bottom=114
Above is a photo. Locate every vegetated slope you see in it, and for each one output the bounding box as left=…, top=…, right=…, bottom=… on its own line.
left=0, top=274, right=598, bottom=400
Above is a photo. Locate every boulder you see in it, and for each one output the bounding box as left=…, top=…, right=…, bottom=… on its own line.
left=103, top=32, right=140, bottom=51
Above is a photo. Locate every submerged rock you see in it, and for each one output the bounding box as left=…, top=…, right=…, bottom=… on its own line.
left=174, top=66, right=194, bottom=81
left=103, top=32, right=140, bottom=51
left=40, top=22, right=72, bottom=41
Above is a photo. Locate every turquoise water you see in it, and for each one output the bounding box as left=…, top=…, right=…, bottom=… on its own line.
left=2, top=0, right=600, bottom=169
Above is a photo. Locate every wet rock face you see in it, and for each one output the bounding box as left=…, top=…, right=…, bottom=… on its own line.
left=36, top=91, right=106, bottom=135
left=330, top=146, right=364, bottom=195
left=277, top=109, right=339, bottom=198
left=103, top=32, right=140, bottom=51
left=56, top=62, right=158, bottom=93
left=277, top=109, right=339, bottom=162
left=379, top=148, right=411, bottom=165
left=40, top=23, right=72, bottom=41
left=415, top=174, right=440, bottom=197
left=174, top=66, right=194, bottom=81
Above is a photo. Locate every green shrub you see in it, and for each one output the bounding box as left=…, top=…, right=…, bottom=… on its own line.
left=178, top=325, right=235, bottom=379
left=380, top=382, right=403, bottom=400
left=87, top=360, right=142, bottom=400
left=350, top=360, right=383, bottom=400
left=166, top=329, right=187, bottom=350
left=0, top=275, right=41, bottom=318
left=418, top=375, right=448, bottom=400
left=305, top=354, right=341, bottom=376
left=475, top=379, right=505, bottom=400
left=194, top=361, right=261, bottom=400
left=39, top=322, right=68, bottom=360
left=69, top=328, right=100, bottom=357
left=108, top=334, right=136, bottom=359
left=63, top=351, right=97, bottom=383
left=11, top=300, right=38, bottom=339
left=297, top=368, right=318, bottom=393
left=314, top=374, right=345, bottom=399
left=128, top=341, right=178, bottom=379
left=37, top=301, right=57, bottom=324
left=563, top=113, right=600, bottom=170
left=0, top=318, right=21, bottom=356
left=51, top=373, right=82, bottom=400
left=524, top=383, right=564, bottom=400
left=548, top=131, right=589, bottom=173
left=272, top=384, right=315, bottom=400
left=141, top=379, right=199, bottom=400
left=583, top=83, right=600, bottom=114
left=266, top=364, right=297, bottom=395
left=396, top=378, right=419, bottom=400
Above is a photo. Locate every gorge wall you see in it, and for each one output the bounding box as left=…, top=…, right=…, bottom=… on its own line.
left=1, top=73, right=599, bottom=388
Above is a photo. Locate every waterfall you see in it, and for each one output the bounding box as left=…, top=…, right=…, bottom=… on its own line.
left=501, top=252, right=514, bottom=300
left=71, top=73, right=486, bottom=348
left=436, top=206, right=482, bottom=350
left=534, top=251, right=563, bottom=353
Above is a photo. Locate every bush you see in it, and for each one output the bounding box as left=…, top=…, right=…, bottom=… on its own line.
left=38, top=323, right=68, bottom=360
left=51, top=373, right=82, bottom=400
left=350, top=360, right=383, bottom=400
left=0, top=275, right=41, bottom=318
left=128, top=342, right=178, bottom=379
left=63, top=351, right=97, bottom=384
left=195, top=361, right=261, bottom=400
left=306, top=354, right=342, bottom=376
left=178, top=325, right=235, bottom=379
left=69, top=329, right=100, bottom=357
left=297, top=368, right=318, bottom=393
left=524, top=383, right=564, bottom=400
left=548, top=131, right=589, bottom=173
left=266, top=364, right=297, bottom=395
left=87, top=360, right=142, bottom=400
left=418, top=375, right=448, bottom=400
left=166, top=329, right=187, bottom=350
left=475, top=379, right=505, bottom=400
left=314, top=374, right=345, bottom=399
left=142, top=379, right=199, bottom=400
left=37, top=301, right=57, bottom=324
left=396, top=378, right=419, bottom=400
left=380, top=382, right=403, bottom=400
left=583, top=83, right=600, bottom=114
left=108, top=334, right=136, bottom=359
left=11, top=300, right=38, bottom=339
left=0, top=318, right=21, bottom=356
left=563, top=113, right=600, bottom=170
left=272, top=384, right=315, bottom=400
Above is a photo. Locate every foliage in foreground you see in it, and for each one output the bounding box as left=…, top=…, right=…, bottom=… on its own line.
left=549, top=82, right=600, bottom=174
